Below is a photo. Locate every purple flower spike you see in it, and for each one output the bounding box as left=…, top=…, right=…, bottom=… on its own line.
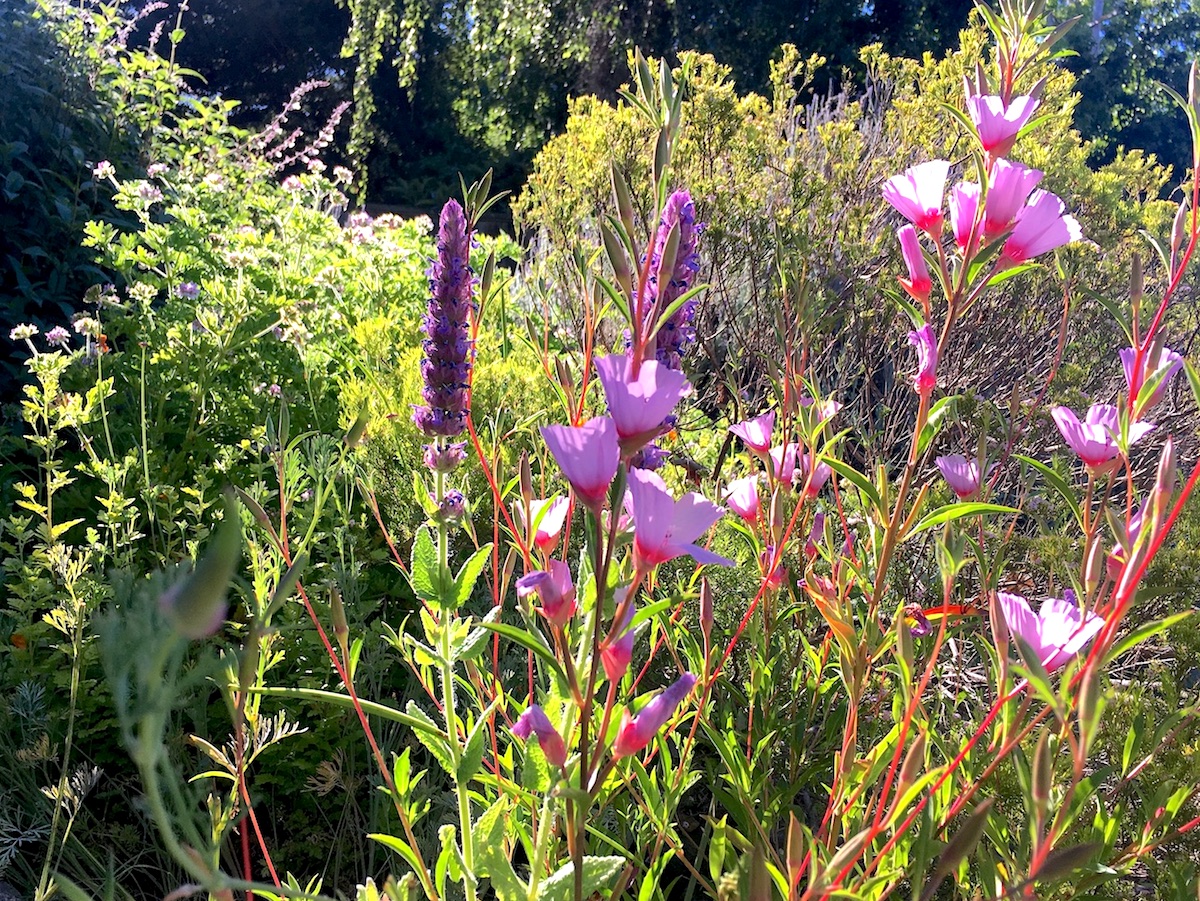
left=594, top=354, right=690, bottom=455
left=646, top=191, right=703, bottom=370
left=412, top=199, right=474, bottom=438
left=612, top=673, right=698, bottom=759
left=1051, top=404, right=1155, bottom=470
left=996, top=591, right=1104, bottom=672
left=627, top=469, right=732, bottom=572
left=513, top=705, right=567, bottom=768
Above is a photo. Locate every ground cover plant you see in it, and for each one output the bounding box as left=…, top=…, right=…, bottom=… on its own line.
left=5, top=0, right=1200, bottom=899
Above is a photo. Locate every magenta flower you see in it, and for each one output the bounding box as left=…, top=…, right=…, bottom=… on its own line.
left=769, top=442, right=798, bottom=484
left=796, top=452, right=832, bottom=498
left=730, top=411, right=774, bottom=455
left=908, top=324, right=938, bottom=396
left=996, top=591, right=1104, bottom=672
left=594, top=354, right=690, bottom=454
left=602, top=592, right=636, bottom=681
left=882, top=160, right=950, bottom=238
left=1051, top=404, right=1155, bottom=470
left=516, top=560, right=577, bottom=627
left=45, top=326, right=71, bottom=349
left=1107, top=507, right=1145, bottom=579
left=513, top=705, right=568, bottom=769
left=627, top=469, right=732, bottom=571
left=612, top=672, right=698, bottom=759
left=541, top=417, right=620, bottom=509
left=982, top=159, right=1043, bottom=239
left=936, top=454, right=982, bottom=499
left=723, top=475, right=760, bottom=522
left=1120, top=346, right=1184, bottom=409
left=1000, top=190, right=1082, bottom=265
left=529, top=496, right=570, bottom=552
left=949, top=181, right=981, bottom=255
left=967, top=95, right=1039, bottom=157
left=897, top=225, right=931, bottom=304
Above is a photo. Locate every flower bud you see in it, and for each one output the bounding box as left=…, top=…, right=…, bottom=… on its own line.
left=1084, top=539, right=1104, bottom=598
left=699, top=578, right=713, bottom=643
left=160, top=491, right=241, bottom=639
left=768, top=488, right=785, bottom=546
left=331, top=585, right=349, bottom=648
left=519, top=451, right=533, bottom=507
left=1172, top=201, right=1190, bottom=265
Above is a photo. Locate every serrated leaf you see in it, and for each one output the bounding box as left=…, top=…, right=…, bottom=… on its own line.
left=522, top=734, right=550, bottom=793
left=408, top=701, right=455, bottom=775
left=540, top=856, right=626, bottom=901
left=410, top=525, right=443, bottom=603
left=472, top=799, right=526, bottom=901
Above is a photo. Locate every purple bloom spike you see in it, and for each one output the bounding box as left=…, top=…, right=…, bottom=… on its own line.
left=412, top=199, right=474, bottom=437
left=643, top=191, right=703, bottom=370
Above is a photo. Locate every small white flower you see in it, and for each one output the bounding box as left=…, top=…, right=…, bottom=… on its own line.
left=10, top=323, right=38, bottom=341
left=93, top=160, right=115, bottom=180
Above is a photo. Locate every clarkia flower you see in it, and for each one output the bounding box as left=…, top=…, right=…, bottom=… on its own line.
left=602, top=592, right=636, bottom=681
left=1051, top=404, right=1155, bottom=470
left=982, top=159, right=1043, bottom=239
left=612, top=673, right=698, bottom=759
left=646, top=190, right=703, bottom=370
left=1000, top=190, right=1082, bottom=265
left=949, top=182, right=981, bottom=255
left=769, top=443, right=798, bottom=484
left=967, top=95, right=1039, bottom=157
left=1120, top=346, right=1184, bottom=409
left=760, top=546, right=785, bottom=590
left=529, top=496, right=569, bottom=552
left=730, top=411, right=774, bottom=455
left=882, top=160, right=950, bottom=238
left=996, top=590, right=1104, bottom=672
left=805, top=512, right=825, bottom=559
left=723, top=475, right=760, bottom=522
left=541, top=416, right=620, bottom=509
left=412, top=199, right=473, bottom=437
left=897, top=225, right=931, bottom=305
left=936, top=454, right=982, bottom=499
left=908, top=324, right=938, bottom=396
left=516, top=560, right=577, bottom=627
left=594, top=354, right=690, bottom=454
left=795, top=452, right=832, bottom=499
left=627, top=469, right=732, bottom=571
left=512, top=705, right=567, bottom=769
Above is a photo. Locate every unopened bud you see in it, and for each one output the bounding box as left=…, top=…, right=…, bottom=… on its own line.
left=519, top=451, right=533, bottom=506
left=1084, top=540, right=1104, bottom=597
left=161, top=490, right=241, bottom=639
left=1153, top=438, right=1177, bottom=527
left=344, top=407, right=370, bottom=447
left=1172, top=201, right=1190, bottom=264
left=768, top=488, right=785, bottom=545
left=699, top=578, right=713, bottom=643
left=331, top=586, right=349, bottom=647
left=1130, top=253, right=1143, bottom=306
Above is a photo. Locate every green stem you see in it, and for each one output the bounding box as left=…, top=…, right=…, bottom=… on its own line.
left=526, top=795, right=557, bottom=900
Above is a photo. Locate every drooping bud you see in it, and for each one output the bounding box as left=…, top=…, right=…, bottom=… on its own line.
left=160, top=490, right=242, bottom=639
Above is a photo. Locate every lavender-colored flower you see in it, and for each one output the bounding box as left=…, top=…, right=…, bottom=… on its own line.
left=267, top=384, right=282, bottom=398
left=996, top=590, right=1103, bottom=672
left=1120, top=345, right=1184, bottom=409
left=630, top=442, right=668, bottom=470
left=175, top=282, right=200, bottom=299
left=612, top=672, right=698, bottom=758
left=936, top=454, right=983, bottom=499
left=1051, top=404, right=1154, bottom=470
left=412, top=199, right=473, bottom=438
left=137, top=182, right=163, bottom=203
left=45, top=326, right=70, bottom=348
left=512, top=705, right=567, bottom=769
left=436, top=490, right=466, bottom=523
left=147, top=163, right=168, bottom=178
left=282, top=175, right=303, bottom=192
left=643, top=191, right=703, bottom=370
left=423, top=441, right=467, bottom=474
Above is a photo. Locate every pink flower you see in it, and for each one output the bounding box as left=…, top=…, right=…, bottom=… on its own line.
left=1001, top=190, right=1082, bottom=265
left=796, top=452, right=832, bottom=498
left=627, top=469, right=732, bottom=571
left=908, top=324, right=938, bottom=395
left=983, top=159, right=1043, bottom=239
left=541, top=417, right=620, bottom=509
left=612, top=673, right=698, bottom=758
left=882, top=160, right=950, bottom=238
left=996, top=590, right=1104, bottom=672
left=760, top=546, right=786, bottom=589
left=949, top=182, right=981, bottom=255
left=730, top=411, right=774, bottom=455
left=602, top=592, right=636, bottom=681
left=529, top=496, right=570, bottom=552
left=800, top=397, right=842, bottom=424
left=967, top=95, right=1039, bottom=157
left=805, top=512, right=825, bottom=559
left=1107, top=507, right=1145, bottom=579
left=936, top=454, right=983, bottom=499
left=1120, top=346, right=1184, bottom=409
left=769, top=443, right=798, bottom=484
left=594, top=354, right=690, bottom=454
left=897, top=225, right=931, bottom=304
left=513, top=705, right=567, bottom=768
left=723, top=476, right=760, bottom=522
left=516, top=560, right=577, bottom=627
left=1051, top=404, right=1154, bottom=470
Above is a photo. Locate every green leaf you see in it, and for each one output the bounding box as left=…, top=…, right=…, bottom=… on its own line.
left=453, top=543, right=493, bottom=607
left=824, top=457, right=882, bottom=515
left=476, top=621, right=567, bottom=686
left=370, top=833, right=426, bottom=876
left=521, top=734, right=551, bottom=794
left=410, top=525, right=443, bottom=603
left=1016, top=455, right=1082, bottom=528
left=916, top=395, right=957, bottom=457
left=407, top=701, right=456, bottom=776
left=905, top=503, right=1018, bottom=539
left=1108, top=610, right=1192, bottom=663
left=539, top=856, right=626, bottom=901
left=472, top=799, right=526, bottom=901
